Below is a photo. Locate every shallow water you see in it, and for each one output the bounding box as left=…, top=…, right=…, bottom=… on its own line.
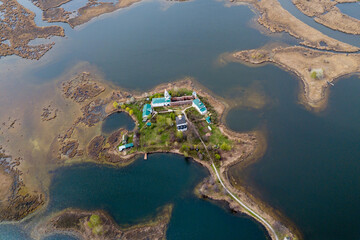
left=227, top=73, right=360, bottom=240
left=101, top=111, right=135, bottom=134
left=278, top=0, right=360, bottom=48
left=45, top=154, right=267, bottom=239
left=337, top=2, right=360, bottom=21
left=1, top=0, right=360, bottom=239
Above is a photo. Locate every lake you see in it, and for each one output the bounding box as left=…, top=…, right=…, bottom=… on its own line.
left=1, top=0, right=360, bottom=239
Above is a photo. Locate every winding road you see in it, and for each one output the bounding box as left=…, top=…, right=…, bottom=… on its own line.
left=182, top=109, right=279, bottom=240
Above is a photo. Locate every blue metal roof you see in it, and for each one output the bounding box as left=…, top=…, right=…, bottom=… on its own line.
left=206, top=116, right=211, bottom=124
left=152, top=97, right=171, bottom=104
left=193, top=99, right=207, bottom=113
left=124, top=143, right=134, bottom=148
left=142, top=104, right=152, bottom=118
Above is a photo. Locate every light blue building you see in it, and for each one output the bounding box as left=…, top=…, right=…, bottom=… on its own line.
left=118, top=143, right=134, bottom=152
left=151, top=90, right=171, bottom=108
left=142, top=104, right=152, bottom=121
left=192, top=98, right=207, bottom=115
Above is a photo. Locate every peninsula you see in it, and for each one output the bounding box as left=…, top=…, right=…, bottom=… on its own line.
left=224, top=45, right=360, bottom=111
left=52, top=71, right=299, bottom=240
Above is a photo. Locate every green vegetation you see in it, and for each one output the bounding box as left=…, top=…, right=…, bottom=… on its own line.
left=168, top=88, right=193, bottom=97
left=113, top=90, right=233, bottom=168
left=87, top=214, right=103, bottom=235
left=310, top=71, right=317, bottom=79
left=113, top=101, right=119, bottom=109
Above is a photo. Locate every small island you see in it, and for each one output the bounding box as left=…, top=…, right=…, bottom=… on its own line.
left=34, top=205, right=173, bottom=240
left=222, top=45, right=360, bottom=111
left=52, top=72, right=299, bottom=240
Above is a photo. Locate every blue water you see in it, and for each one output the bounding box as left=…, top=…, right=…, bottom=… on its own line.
left=27, top=0, right=297, bottom=87
left=1, top=0, right=360, bottom=239
left=337, top=2, right=360, bottom=20
left=101, top=111, right=135, bottom=134
left=45, top=154, right=267, bottom=239
left=227, top=71, right=360, bottom=240
left=278, top=0, right=360, bottom=48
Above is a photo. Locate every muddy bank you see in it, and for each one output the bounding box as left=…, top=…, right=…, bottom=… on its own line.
left=33, top=0, right=143, bottom=28
left=0, top=151, right=44, bottom=221
left=227, top=45, right=360, bottom=111
left=233, top=0, right=359, bottom=52
left=34, top=205, right=172, bottom=240
left=0, top=0, right=64, bottom=60
left=293, top=0, right=360, bottom=35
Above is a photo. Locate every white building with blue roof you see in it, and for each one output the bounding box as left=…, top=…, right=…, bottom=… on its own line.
left=192, top=98, right=207, bottom=115
left=151, top=90, right=171, bottom=108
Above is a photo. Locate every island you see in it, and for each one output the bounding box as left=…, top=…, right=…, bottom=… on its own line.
left=47, top=70, right=300, bottom=240
left=0, top=0, right=64, bottom=59
left=33, top=205, right=172, bottom=240
left=221, top=45, right=360, bottom=111
left=292, top=0, right=360, bottom=35
left=232, top=0, right=359, bottom=52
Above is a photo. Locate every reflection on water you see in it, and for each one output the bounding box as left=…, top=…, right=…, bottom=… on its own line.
left=228, top=73, right=360, bottom=240
left=45, top=154, right=267, bottom=239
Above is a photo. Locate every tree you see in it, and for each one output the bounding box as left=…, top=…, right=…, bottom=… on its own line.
left=220, top=142, right=231, bottom=151
left=129, top=109, right=134, bottom=115
left=121, top=104, right=126, bottom=109
left=310, top=71, right=317, bottom=79
left=125, top=107, right=130, bottom=112
left=176, top=131, right=183, bottom=140
left=215, top=154, right=221, bottom=160
left=89, top=214, right=101, bottom=226
left=113, top=101, right=118, bottom=109
left=166, top=117, right=173, bottom=126
left=170, top=112, right=175, bottom=120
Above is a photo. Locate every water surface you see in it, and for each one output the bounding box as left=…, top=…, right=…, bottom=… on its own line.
left=101, top=111, right=135, bottom=134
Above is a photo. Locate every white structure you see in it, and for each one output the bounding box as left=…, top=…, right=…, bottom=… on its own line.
left=192, top=98, right=207, bottom=115
left=176, top=114, right=187, bottom=132
left=151, top=89, right=171, bottom=107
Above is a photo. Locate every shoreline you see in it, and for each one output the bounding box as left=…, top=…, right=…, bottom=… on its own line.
left=0, top=64, right=300, bottom=239
left=232, top=0, right=359, bottom=53
left=224, top=45, right=360, bottom=112
left=52, top=75, right=300, bottom=240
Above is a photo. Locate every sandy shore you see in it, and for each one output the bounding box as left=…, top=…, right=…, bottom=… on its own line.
left=33, top=205, right=172, bottom=240
left=0, top=0, right=64, bottom=59
left=227, top=45, right=360, bottom=111
left=293, top=0, right=360, bottom=35
left=233, top=0, right=359, bottom=52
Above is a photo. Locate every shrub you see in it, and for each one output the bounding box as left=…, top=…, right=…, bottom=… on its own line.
left=176, top=131, right=183, bottom=140
left=220, top=142, right=231, bottom=151
left=215, top=154, right=221, bottom=160
left=170, top=112, right=175, bottom=120
left=113, top=101, right=118, bottom=109
left=125, top=107, right=130, bottom=112
left=129, top=109, right=134, bottom=115
left=121, top=104, right=126, bottom=109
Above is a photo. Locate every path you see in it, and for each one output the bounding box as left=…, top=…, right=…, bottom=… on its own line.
left=182, top=110, right=279, bottom=240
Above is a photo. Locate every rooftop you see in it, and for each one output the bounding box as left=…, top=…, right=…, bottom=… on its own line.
left=142, top=104, right=152, bottom=117
left=176, top=114, right=187, bottom=125
left=152, top=97, right=171, bottom=104
left=193, top=99, right=207, bottom=113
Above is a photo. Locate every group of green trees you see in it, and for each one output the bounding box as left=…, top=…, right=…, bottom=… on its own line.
left=113, top=101, right=134, bottom=115
left=87, top=214, right=103, bottom=235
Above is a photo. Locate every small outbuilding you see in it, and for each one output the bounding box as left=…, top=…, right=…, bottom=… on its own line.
left=176, top=114, right=187, bottom=132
